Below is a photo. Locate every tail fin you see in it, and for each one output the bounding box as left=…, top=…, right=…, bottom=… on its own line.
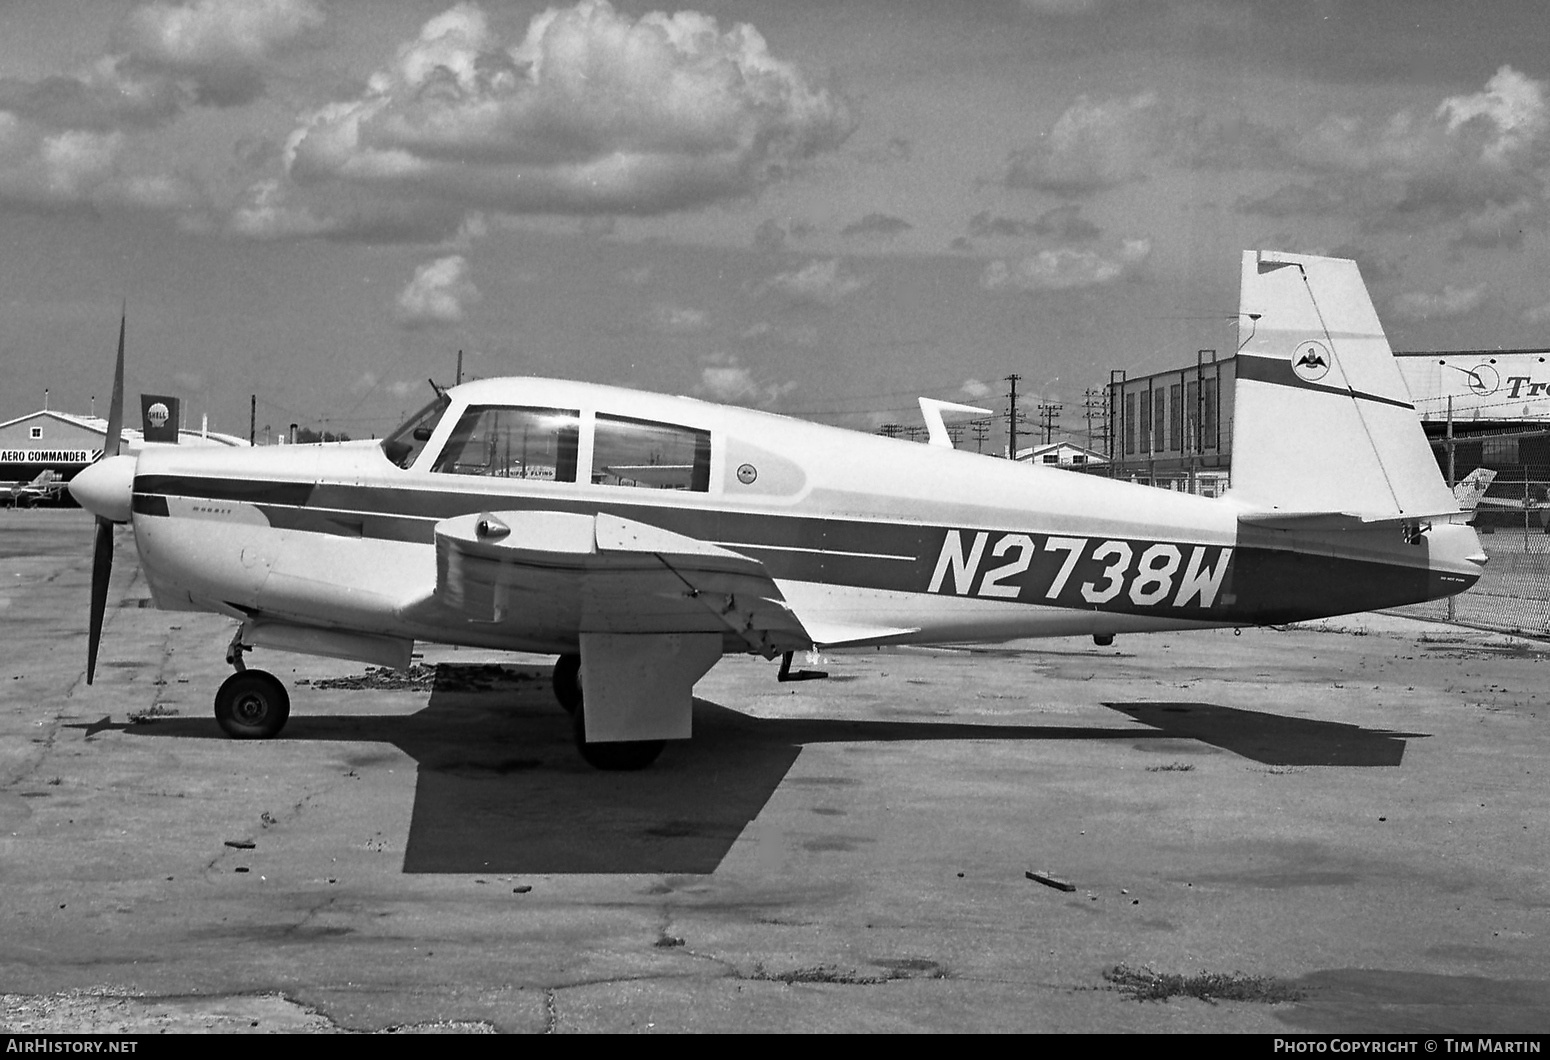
left=1452, top=467, right=1497, bottom=512
left=1228, top=250, right=1456, bottom=520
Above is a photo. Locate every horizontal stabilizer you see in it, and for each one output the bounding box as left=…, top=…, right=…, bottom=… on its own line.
left=1238, top=508, right=1468, bottom=532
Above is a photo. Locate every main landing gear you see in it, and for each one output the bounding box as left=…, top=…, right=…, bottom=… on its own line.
left=551, top=653, right=665, bottom=771
left=216, top=633, right=290, bottom=739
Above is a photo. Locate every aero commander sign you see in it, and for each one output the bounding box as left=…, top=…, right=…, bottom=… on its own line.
left=0, top=449, right=93, bottom=464
left=1397, top=352, right=1550, bottom=422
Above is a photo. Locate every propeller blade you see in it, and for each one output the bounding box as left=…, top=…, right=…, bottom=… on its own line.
left=87, top=307, right=126, bottom=684
left=87, top=516, right=113, bottom=685
left=104, top=307, right=126, bottom=460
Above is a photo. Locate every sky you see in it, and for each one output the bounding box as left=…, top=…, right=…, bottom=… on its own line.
left=3, top=0, right=1550, bottom=452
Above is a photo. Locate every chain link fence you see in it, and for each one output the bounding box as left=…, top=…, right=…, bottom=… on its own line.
left=1390, top=464, right=1550, bottom=637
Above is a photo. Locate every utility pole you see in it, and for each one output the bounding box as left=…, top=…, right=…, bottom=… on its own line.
left=1037, top=402, right=1063, bottom=445
left=971, top=417, right=990, bottom=453
left=456, top=350, right=464, bottom=386
left=1082, top=388, right=1107, bottom=453
left=249, top=395, right=257, bottom=446
left=1005, top=374, right=1021, bottom=459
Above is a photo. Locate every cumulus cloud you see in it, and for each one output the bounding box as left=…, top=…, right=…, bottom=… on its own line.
left=981, top=238, right=1150, bottom=293
left=283, top=0, right=853, bottom=220
left=0, top=58, right=184, bottom=132
left=762, top=258, right=868, bottom=306
left=695, top=354, right=794, bottom=407
left=960, top=378, right=993, bottom=400
left=1389, top=283, right=1486, bottom=321
left=967, top=205, right=1100, bottom=242
left=0, top=123, right=207, bottom=220
left=1236, top=67, right=1550, bottom=243
left=649, top=303, right=710, bottom=334
left=0, top=0, right=321, bottom=134
left=840, top=212, right=912, bottom=238
left=0, top=0, right=322, bottom=218
left=1005, top=91, right=1163, bottom=196
left=117, top=0, right=324, bottom=106
left=395, top=254, right=481, bottom=327
left=223, top=177, right=465, bottom=241
left=1000, top=92, right=1286, bottom=200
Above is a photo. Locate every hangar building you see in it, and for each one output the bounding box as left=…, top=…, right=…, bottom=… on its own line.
left=0, top=407, right=249, bottom=502
left=1104, top=349, right=1550, bottom=524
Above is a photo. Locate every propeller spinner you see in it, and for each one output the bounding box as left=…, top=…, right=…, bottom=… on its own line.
left=71, top=310, right=130, bottom=684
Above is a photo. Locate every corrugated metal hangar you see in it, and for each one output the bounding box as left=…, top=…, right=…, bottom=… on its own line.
left=1, top=406, right=248, bottom=505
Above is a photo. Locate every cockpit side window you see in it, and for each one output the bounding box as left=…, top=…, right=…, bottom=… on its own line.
left=592, top=414, right=711, bottom=491
left=430, top=406, right=580, bottom=482
left=381, top=394, right=450, bottom=469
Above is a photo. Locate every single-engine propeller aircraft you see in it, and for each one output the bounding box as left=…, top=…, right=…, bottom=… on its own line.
left=5, top=470, right=69, bottom=508
left=72, top=251, right=1486, bottom=769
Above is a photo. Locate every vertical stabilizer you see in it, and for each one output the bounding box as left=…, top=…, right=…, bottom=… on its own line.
left=1229, top=250, right=1455, bottom=517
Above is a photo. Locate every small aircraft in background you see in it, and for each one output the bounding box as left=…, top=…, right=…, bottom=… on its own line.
left=4, top=470, right=69, bottom=508
left=1451, top=468, right=1497, bottom=513
left=71, top=251, right=1486, bottom=769
left=1472, top=474, right=1550, bottom=529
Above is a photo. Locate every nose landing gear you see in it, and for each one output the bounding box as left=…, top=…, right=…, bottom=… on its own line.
left=215, top=630, right=289, bottom=739
left=214, top=669, right=291, bottom=739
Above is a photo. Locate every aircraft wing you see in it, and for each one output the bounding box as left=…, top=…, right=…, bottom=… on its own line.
left=429, top=509, right=813, bottom=656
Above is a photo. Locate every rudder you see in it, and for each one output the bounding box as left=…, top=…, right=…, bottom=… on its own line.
left=1229, top=250, right=1455, bottom=519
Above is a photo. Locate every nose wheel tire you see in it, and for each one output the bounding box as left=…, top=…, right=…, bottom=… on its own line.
left=215, top=669, right=291, bottom=739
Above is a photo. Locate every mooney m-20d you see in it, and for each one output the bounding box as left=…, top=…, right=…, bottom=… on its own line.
left=71, top=251, right=1486, bottom=769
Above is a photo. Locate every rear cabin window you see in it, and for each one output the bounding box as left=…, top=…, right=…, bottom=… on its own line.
left=591, top=415, right=711, bottom=491
left=431, top=406, right=580, bottom=482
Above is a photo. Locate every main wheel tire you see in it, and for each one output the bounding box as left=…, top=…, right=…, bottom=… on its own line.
left=571, top=706, right=664, bottom=771
left=214, top=670, right=291, bottom=739
left=552, top=653, right=582, bottom=714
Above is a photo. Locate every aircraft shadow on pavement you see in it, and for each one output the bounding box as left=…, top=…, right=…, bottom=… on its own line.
left=1104, top=701, right=1426, bottom=768
left=110, top=666, right=1423, bottom=874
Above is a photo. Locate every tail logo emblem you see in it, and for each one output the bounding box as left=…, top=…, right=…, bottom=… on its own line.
left=1293, top=341, right=1332, bottom=382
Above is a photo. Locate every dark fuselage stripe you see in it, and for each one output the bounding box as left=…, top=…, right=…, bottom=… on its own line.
left=1236, top=352, right=1415, bottom=410
left=131, top=473, right=1472, bottom=623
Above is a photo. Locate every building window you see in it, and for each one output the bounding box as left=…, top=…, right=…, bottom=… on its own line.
left=1072, top=454, right=1086, bottom=465
left=1201, top=377, right=1218, bottom=450
left=1168, top=383, right=1183, bottom=451
left=1124, top=392, right=1136, bottom=455
left=1185, top=381, right=1199, bottom=452
left=30, top=426, right=42, bottom=439
left=1152, top=387, right=1165, bottom=453
left=1482, top=437, right=1519, bottom=464
left=1042, top=454, right=1059, bottom=464
left=1139, top=390, right=1151, bottom=454
left=592, top=414, right=711, bottom=491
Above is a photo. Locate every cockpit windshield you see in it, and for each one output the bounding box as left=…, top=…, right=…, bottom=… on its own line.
left=381, top=393, right=451, bottom=469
